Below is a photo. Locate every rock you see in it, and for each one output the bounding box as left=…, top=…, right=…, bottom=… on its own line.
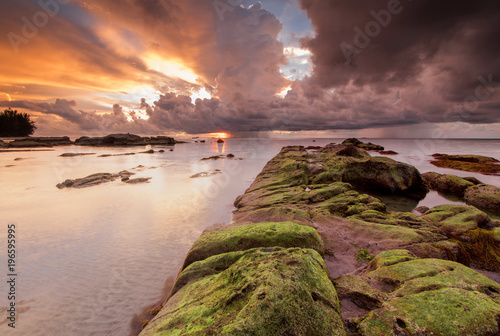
left=169, top=149, right=174, bottom=152
left=98, top=153, right=135, bottom=157
left=59, top=153, right=95, bottom=157
left=201, top=155, right=224, bottom=161
left=141, top=149, right=155, bottom=154
left=216, top=138, right=224, bottom=143
left=7, top=136, right=72, bottom=147
left=181, top=221, right=325, bottom=269
left=124, top=177, right=151, bottom=184
left=159, top=150, right=165, bottom=153
left=226, top=153, right=235, bottom=158
left=56, top=173, right=117, bottom=189
left=378, top=150, right=398, bottom=155
left=341, top=156, right=429, bottom=198
left=422, top=172, right=475, bottom=197
left=323, top=144, right=371, bottom=159
left=414, top=206, right=429, bottom=214
left=75, top=134, right=175, bottom=146
left=190, top=171, right=221, bottom=178
left=337, top=250, right=500, bottom=336
left=464, top=184, right=500, bottom=216
left=463, top=176, right=484, bottom=185
left=341, top=138, right=384, bottom=151
left=140, top=247, right=345, bottom=336
left=7, top=140, right=52, bottom=148
left=306, top=146, right=322, bottom=150
left=430, top=153, right=500, bottom=175
left=422, top=204, right=492, bottom=236
left=200, top=140, right=206, bottom=143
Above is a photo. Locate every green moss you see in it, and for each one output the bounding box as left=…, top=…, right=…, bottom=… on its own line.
left=140, top=248, right=346, bottom=336
left=182, top=222, right=324, bottom=269
left=422, top=204, right=490, bottom=236
left=464, top=184, right=500, bottom=216
left=356, top=248, right=374, bottom=261
left=458, top=228, right=500, bottom=272
left=232, top=207, right=312, bottom=225
left=367, top=249, right=416, bottom=271
left=318, top=190, right=386, bottom=217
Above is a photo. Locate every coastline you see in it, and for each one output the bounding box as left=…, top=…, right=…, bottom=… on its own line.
left=137, top=140, right=500, bottom=335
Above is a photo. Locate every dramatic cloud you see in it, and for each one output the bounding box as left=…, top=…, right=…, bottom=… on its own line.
left=1, top=0, right=499, bottom=136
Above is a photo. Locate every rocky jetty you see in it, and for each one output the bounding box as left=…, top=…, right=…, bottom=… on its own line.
left=431, top=153, right=500, bottom=175
left=139, top=142, right=500, bottom=336
left=75, top=133, right=175, bottom=146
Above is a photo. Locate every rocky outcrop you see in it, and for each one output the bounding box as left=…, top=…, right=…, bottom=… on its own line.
left=59, top=153, right=95, bottom=157
left=431, top=153, right=500, bottom=175
left=335, top=249, right=500, bottom=335
left=138, top=141, right=500, bottom=336
left=341, top=138, right=385, bottom=151
left=7, top=136, right=72, bottom=147
left=75, top=133, right=175, bottom=146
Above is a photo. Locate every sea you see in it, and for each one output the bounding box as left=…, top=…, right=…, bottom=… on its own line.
left=1, top=137, right=499, bottom=336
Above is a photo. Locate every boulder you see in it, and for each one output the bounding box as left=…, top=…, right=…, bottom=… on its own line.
left=181, top=221, right=324, bottom=269
left=335, top=249, right=500, bottom=336
left=422, top=172, right=475, bottom=197
left=464, top=184, right=500, bottom=216
left=341, top=157, right=429, bottom=198
left=140, top=247, right=345, bottom=336
left=422, top=204, right=492, bottom=236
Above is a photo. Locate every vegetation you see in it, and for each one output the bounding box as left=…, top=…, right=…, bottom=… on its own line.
left=0, top=108, right=36, bottom=137
left=356, top=248, right=375, bottom=261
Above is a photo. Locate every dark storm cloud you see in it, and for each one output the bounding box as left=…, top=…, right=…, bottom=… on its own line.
left=298, top=0, right=500, bottom=126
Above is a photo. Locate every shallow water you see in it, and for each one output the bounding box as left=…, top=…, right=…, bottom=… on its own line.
left=0, top=137, right=499, bottom=335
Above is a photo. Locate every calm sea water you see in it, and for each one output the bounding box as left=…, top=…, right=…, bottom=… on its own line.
left=0, top=138, right=499, bottom=335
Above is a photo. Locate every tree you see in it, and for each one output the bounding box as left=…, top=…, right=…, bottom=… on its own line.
left=0, top=108, right=37, bottom=137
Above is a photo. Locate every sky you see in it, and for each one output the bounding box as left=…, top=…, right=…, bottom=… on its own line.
left=1, top=0, right=499, bottom=138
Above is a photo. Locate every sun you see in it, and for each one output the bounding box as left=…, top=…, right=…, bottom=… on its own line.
left=210, top=132, right=229, bottom=138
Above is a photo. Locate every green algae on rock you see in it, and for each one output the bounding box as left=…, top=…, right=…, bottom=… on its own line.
left=464, top=184, right=500, bottom=216
left=422, top=204, right=492, bottom=236
left=336, top=250, right=500, bottom=336
left=422, top=172, right=475, bottom=197
left=181, top=221, right=324, bottom=269
left=430, top=153, right=500, bottom=175
left=140, top=247, right=345, bottom=336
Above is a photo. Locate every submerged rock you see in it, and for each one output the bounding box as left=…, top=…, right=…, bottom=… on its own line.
left=56, top=173, right=117, bottom=189
left=124, top=177, right=151, bottom=184
left=59, top=153, right=95, bottom=157
left=430, top=153, right=500, bottom=175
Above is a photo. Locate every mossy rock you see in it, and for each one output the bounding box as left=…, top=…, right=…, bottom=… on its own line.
left=232, top=206, right=312, bottom=225
left=339, top=250, right=500, bottom=335
left=430, top=153, right=500, bottom=175
left=318, top=190, right=387, bottom=217
left=464, top=184, right=500, bottom=216
left=422, top=204, right=491, bottom=236
left=182, top=222, right=324, bottom=269
left=422, top=172, right=475, bottom=197
left=342, top=157, right=428, bottom=198
left=351, top=210, right=433, bottom=230
left=367, top=249, right=417, bottom=271
left=140, top=247, right=346, bottom=336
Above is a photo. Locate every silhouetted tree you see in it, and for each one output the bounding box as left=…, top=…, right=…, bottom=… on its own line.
left=0, top=108, right=37, bottom=137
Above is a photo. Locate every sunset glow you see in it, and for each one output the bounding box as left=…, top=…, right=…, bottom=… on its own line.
left=0, top=0, right=498, bottom=137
